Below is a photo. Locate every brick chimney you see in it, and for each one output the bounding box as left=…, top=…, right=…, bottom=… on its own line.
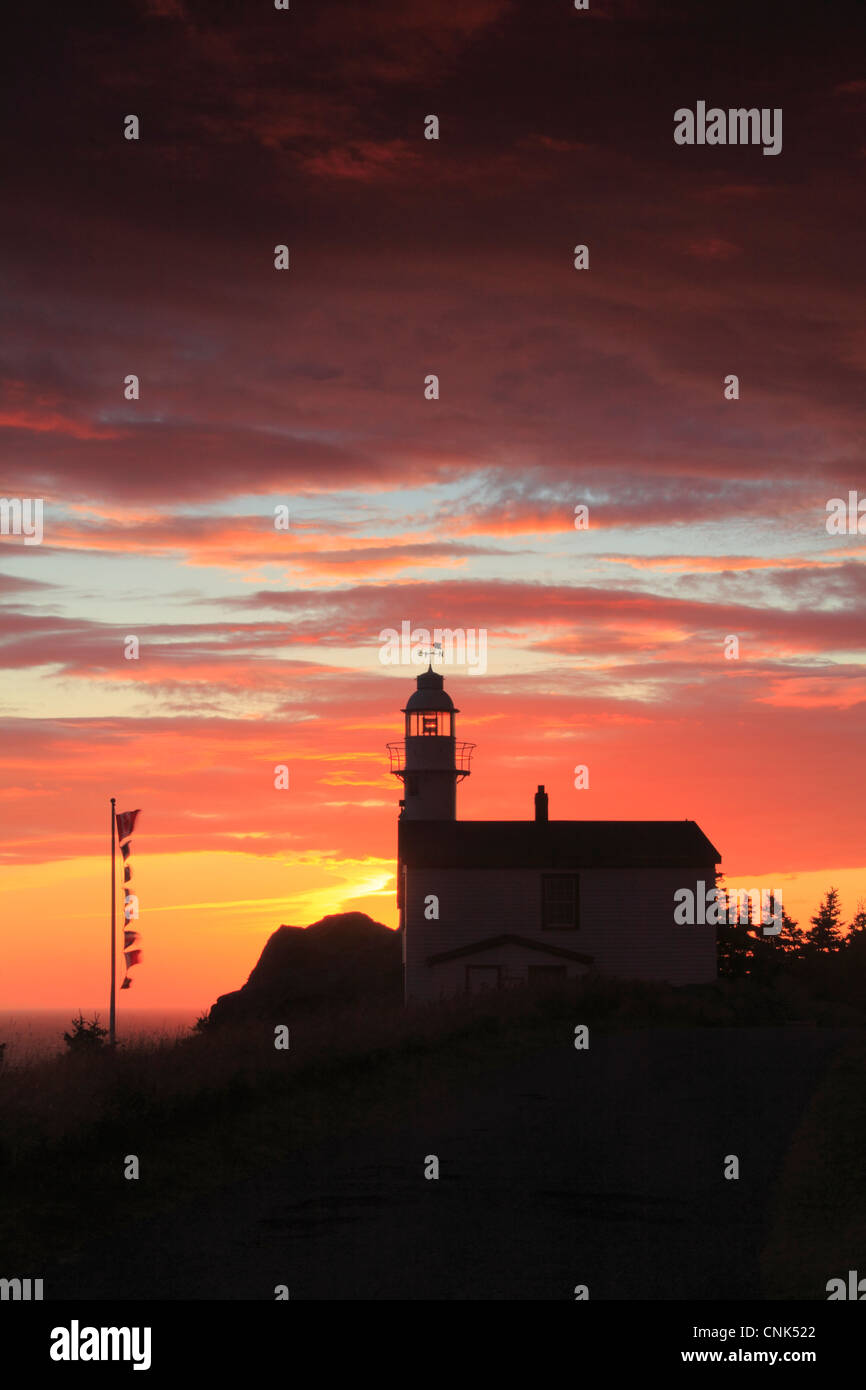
left=534, top=784, right=548, bottom=822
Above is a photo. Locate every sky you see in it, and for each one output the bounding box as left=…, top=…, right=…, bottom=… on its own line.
left=1, top=0, right=865, bottom=1011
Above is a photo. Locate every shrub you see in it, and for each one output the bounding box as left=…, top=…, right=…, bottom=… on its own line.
left=63, top=1013, right=109, bottom=1053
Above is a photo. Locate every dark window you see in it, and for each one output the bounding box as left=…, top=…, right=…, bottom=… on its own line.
left=407, top=775, right=419, bottom=796
left=541, top=874, right=579, bottom=929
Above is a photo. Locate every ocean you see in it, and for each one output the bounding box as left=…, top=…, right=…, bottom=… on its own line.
left=0, top=1009, right=199, bottom=1066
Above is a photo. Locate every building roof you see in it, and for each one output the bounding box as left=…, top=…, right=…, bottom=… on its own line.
left=427, top=934, right=595, bottom=966
left=399, top=819, right=721, bottom=870
left=403, top=666, right=457, bottom=713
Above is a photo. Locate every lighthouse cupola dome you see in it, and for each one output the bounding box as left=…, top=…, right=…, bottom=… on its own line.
left=403, top=666, right=457, bottom=714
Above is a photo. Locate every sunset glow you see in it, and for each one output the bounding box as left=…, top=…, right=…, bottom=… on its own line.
left=2, top=0, right=865, bottom=1011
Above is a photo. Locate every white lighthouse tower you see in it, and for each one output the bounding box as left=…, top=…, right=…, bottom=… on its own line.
left=387, top=665, right=474, bottom=819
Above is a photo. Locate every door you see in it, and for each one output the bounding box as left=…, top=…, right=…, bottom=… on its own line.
left=465, top=965, right=501, bottom=994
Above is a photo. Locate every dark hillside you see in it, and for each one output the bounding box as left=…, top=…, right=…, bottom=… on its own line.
left=208, top=912, right=402, bottom=1024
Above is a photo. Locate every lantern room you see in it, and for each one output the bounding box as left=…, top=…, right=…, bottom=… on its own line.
left=387, top=666, right=474, bottom=820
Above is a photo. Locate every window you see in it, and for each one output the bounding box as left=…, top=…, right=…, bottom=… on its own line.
left=407, top=710, right=452, bottom=737
left=541, top=874, right=579, bottom=929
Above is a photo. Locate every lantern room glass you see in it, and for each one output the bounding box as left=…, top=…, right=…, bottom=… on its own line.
left=406, top=710, right=454, bottom=737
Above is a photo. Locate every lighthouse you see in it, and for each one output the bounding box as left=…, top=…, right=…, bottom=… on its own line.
left=390, top=665, right=721, bottom=1002
left=387, top=666, right=474, bottom=820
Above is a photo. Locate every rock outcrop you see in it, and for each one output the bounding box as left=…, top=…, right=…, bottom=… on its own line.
left=207, top=911, right=401, bottom=1024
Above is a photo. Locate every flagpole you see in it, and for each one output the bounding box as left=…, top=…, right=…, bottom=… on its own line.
left=110, top=796, right=116, bottom=1047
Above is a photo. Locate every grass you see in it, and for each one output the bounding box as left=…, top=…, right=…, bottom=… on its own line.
left=1, top=972, right=862, bottom=1272
left=760, top=1034, right=866, bottom=1299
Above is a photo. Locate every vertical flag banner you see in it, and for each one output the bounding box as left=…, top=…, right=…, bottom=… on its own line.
left=116, top=807, right=142, bottom=990
left=110, top=805, right=142, bottom=1037
left=115, top=809, right=140, bottom=842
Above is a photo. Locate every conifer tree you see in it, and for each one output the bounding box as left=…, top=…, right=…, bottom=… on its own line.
left=776, top=908, right=806, bottom=959
left=804, top=887, right=844, bottom=954
left=845, top=899, right=866, bottom=958
left=847, top=900, right=866, bottom=941
left=717, top=886, right=756, bottom=977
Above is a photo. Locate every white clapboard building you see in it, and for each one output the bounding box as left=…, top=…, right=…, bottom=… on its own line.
left=388, top=667, right=721, bottom=1003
